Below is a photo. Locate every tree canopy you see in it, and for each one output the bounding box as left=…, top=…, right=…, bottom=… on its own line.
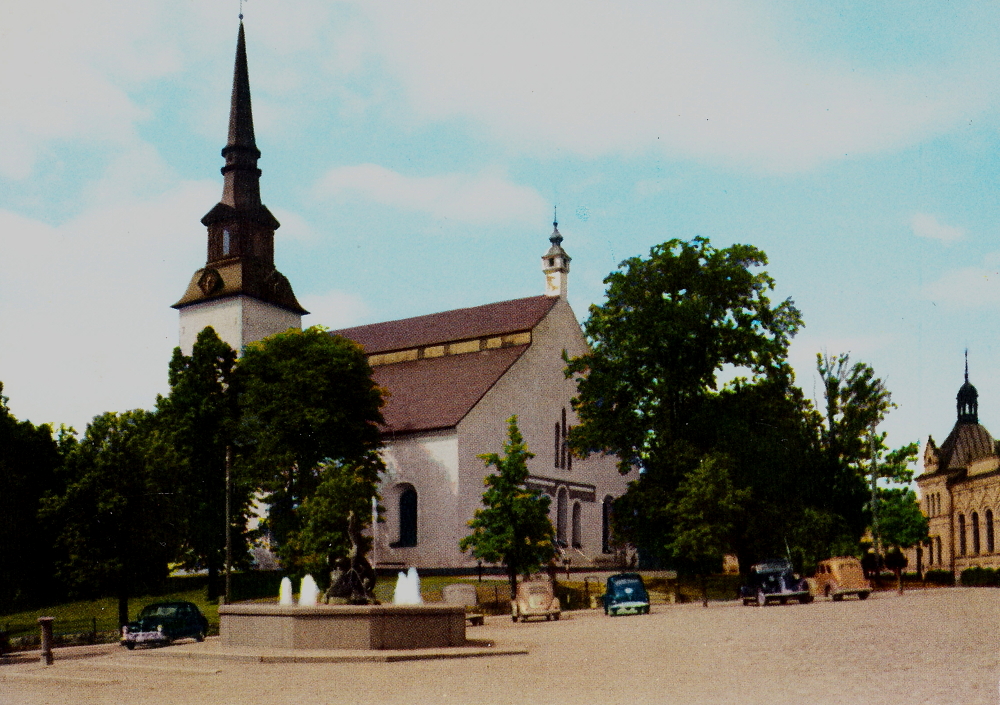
left=236, top=326, right=386, bottom=572
left=460, top=416, right=557, bottom=595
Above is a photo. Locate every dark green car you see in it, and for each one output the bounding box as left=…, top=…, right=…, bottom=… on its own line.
left=603, top=573, right=650, bottom=616
left=121, top=601, right=208, bottom=649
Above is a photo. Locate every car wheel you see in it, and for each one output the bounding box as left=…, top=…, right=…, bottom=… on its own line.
left=824, top=585, right=831, bottom=598
left=858, top=591, right=870, bottom=600
left=511, top=614, right=518, bottom=623
left=832, top=593, right=843, bottom=602
left=123, top=642, right=135, bottom=650
left=195, top=631, right=205, bottom=643
left=756, top=589, right=767, bottom=607
left=799, top=595, right=813, bottom=604
left=779, top=597, right=788, bottom=605
left=554, top=613, right=560, bottom=621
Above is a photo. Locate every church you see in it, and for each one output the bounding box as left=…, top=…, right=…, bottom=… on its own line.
left=173, top=22, right=628, bottom=571
left=916, top=365, right=1000, bottom=574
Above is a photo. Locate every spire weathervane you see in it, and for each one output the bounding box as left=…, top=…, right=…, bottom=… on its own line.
left=239, top=0, right=245, bottom=21
left=965, top=348, right=969, bottom=383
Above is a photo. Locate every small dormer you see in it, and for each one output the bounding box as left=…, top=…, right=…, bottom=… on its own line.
left=542, top=211, right=571, bottom=298
left=923, top=436, right=939, bottom=475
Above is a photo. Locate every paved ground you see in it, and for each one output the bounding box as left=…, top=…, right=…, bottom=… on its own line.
left=2, top=588, right=999, bottom=705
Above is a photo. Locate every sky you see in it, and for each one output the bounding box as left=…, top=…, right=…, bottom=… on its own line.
left=3, top=0, right=1000, bottom=466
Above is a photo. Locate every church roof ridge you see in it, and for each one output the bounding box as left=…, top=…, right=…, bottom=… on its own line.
left=331, top=295, right=558, bottom=355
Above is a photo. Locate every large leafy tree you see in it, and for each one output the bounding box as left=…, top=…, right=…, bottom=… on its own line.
left=0, top=382, right=65, bottom=610
left=43, top=410, right=179, bottom=627
left=666, top=453, right=749, bottom=606
left=565, top=237, right=803, bottom=564
left=157, top=327, right=246, bottom=599
left=460, top=416, right=557, bottom=597
left=237, top=326, right=385, bottom=571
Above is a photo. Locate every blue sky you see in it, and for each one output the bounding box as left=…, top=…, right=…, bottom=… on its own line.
left=3, top=0, right=1000, bottom=461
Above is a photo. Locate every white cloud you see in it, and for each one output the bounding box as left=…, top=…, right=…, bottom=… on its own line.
left=923, top=262, right=1000, bottom=308
left=0, top=181, right=214, bottom=430
left=362, top=0, right=989, bottom=171
left=911, top=213, right=964, bottom=244
left=314, top=164, right=548, bottom=225
left=301, top=291, right=371, bottom=331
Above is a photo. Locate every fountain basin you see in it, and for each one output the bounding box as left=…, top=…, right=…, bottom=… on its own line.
left=219, top=604, right=467, bottom=650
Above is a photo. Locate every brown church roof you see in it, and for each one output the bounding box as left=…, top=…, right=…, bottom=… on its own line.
left=333, top=296, right=557, bottom=354
left=371, top=345, right=529, bottom=434
left=938, top=422, right=996, bottom=471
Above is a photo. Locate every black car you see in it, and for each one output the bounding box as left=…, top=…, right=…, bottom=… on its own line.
left=121, top=601, right=208, bottom=649
left=739, top=560, right=813, bottom=606
left=603, top=573, right=650, bottom=616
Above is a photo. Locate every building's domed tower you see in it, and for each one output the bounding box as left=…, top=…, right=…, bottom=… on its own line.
left=541, top=211, right=571, bottom=299
left=173, top=22, right=307, bottom=355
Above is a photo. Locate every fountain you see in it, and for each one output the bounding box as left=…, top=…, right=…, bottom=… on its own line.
left=219, top=522, right=464, bottom=650
left=278, top=577, right=294, bottom=606
left=393, top=567, right=423, bottom=605
left=298, top=575, right=319, bottom=606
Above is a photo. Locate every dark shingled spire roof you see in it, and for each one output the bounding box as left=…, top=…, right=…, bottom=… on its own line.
left=174, top=22, right=306, bottom=314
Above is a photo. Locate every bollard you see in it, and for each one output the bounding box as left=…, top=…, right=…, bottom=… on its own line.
left=38, top=617, right=54, bottom=665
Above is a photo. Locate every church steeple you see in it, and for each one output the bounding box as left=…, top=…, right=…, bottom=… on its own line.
left=542, top=209, right=571, bottom=298
left=173, top=22, right=306, bottom=355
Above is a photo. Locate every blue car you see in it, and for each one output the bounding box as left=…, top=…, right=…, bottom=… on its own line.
left=603, top=573, right=650, bottom=616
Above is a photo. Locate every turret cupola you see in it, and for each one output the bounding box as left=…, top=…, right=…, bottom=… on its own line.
left=957, top=352, right=979, bottom=424
left=542, top=209, right=571, bottom=298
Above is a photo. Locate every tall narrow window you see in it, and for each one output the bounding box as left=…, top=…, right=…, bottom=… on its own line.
left=602, top=496, right=614, bottom=554
left=928, top=539, right=934, bottom=566
left=936, top=536, right=942, bottom=565
left=556, top=487, right=568, bottom=546
left=987, top=509, right=995, bottom=553
left=571, top=502, right=582, bottom=548
left=554, top=422, right=560, bottom=469
left=554, top=409, right=572, bottom=470
left=392, top=485, right=417, bottom=548
left=222, top=228, right=231, bottom=256
left=973, top=512, right=981, bottom=555
left=959, top=514, right=967, bottom=557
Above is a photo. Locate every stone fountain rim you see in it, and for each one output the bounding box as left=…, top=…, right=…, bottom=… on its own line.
left=219, top=604, right=464, bottom=616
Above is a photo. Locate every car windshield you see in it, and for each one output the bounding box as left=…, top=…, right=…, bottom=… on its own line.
left=138, top=604, right=180, bottom=619
left=611, top=579, right=645, bottom=596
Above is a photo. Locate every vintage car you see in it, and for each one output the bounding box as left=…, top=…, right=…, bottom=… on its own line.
left=739, top=559, right=813, bottom=606
left=121, top=601, right=208, bottom=649
left=809, top=557, right=871, bottom=601
left=603, top=573, right=650, bottom=616
left=511, top=576, right=561, bottom=622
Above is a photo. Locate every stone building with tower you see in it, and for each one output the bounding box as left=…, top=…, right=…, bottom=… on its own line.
left=174, top=22, right=627, bottom=571
left=916, top=367, right=1000, bottom=574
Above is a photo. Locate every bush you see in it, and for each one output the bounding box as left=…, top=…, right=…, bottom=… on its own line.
left=923, top=569, right=954, bottom=586
left=960, top=566, right=999, bottom=587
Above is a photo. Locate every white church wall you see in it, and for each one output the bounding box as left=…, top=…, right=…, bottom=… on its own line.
left=178, top=295, right=301, bottom=355
left=374, top=429, right=465, bottom=569
left=457, top=299, right=628, bottom=568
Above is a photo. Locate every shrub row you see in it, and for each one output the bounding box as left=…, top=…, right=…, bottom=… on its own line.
left=960, top=566, right=1000, bottom=587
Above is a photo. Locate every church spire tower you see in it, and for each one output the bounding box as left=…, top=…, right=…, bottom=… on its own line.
left=542, top=208, right=571, bottom=298
left=173, top=21, right=306, bottom=355
left=957, top=350, right=979, bottom=424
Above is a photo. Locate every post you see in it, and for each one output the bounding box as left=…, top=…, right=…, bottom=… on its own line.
left=225, top=445, right=232, bottom=605
left=870, top=426, right=880, bottom=573
left=38, top=617, right=54, bottom=666
left=91, top=616, right=97, bottom=645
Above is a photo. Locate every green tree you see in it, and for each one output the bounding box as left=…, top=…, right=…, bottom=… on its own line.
left=157, top=327, right=244, bottom=600
left=0, top=382, right=65, bottom=609
left=879, top=488, right=928, bottom=593
left=283, top=454, right=383, bottom=586
left=237, top=326, right=385, bottom=570
left=565, top=237, right=802, bottom=562
left=43, top=410, right=179, bottom=627
left=666, top=453, right=749, bottom=606
left=460, top=416, right=557, bottom=598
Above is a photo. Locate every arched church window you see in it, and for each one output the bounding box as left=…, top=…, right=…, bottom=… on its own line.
left=554, top=409, right=572, bottom=471
left=571, top=502, right=582, bottom=548
left=972, top=512, right=980, bottom=555
left=987, top=510, right=995, bottom=554
left=391, top=484, right=418, bottom=548
left=602, top=496, right=614, bottom=554
left=959, top=514, right=967, bottom=557
left=223, top=228, right=232, bottom=256
left=556, top=487, right=568, bottom=546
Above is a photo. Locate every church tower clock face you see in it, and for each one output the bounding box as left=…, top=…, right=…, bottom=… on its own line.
left=172, top=22, right=307, bottom=355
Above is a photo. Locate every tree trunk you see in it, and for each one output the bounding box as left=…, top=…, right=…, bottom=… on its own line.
left=508, top=565, right=518, bottom=609
left=896, top=567, right=903, bottom=595
left=701, top=574, right=708, bottom=608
